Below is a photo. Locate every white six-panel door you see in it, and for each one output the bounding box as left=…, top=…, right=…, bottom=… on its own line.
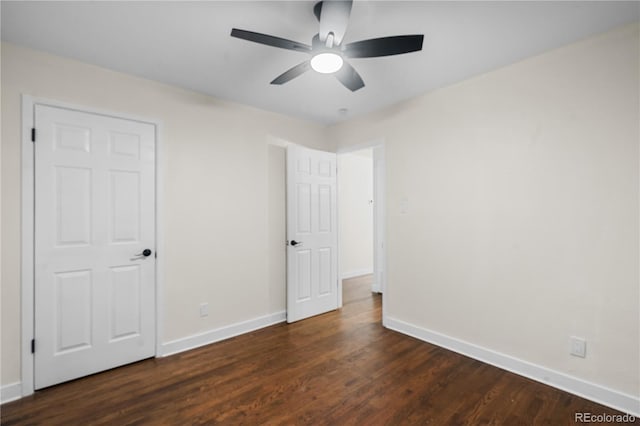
left=286, top=145, right=338, bottom=323
left=34, top=105, right=156, bottom=389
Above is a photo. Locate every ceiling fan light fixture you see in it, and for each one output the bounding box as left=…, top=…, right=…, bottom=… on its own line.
left=310, top=52, right=343, bottom=74
left=230, top=0, right=424, bottom=91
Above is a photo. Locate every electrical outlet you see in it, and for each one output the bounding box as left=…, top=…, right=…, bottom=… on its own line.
left=569, top=336, right=586, bottom=358
left=199, top=303, right=209, bottom=318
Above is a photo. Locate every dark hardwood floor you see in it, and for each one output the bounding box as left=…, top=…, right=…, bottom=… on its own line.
left=2, top=275, right=635, bottom=425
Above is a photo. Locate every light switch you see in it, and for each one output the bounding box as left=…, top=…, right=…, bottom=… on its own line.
left=400, top=197, right=409, bottom=214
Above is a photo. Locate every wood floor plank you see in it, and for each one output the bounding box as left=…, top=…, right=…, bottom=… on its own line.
left=2, top=275, right=636, bottom=425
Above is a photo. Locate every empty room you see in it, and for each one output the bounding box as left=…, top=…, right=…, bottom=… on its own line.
left=1, top=1, right=639, bottom=424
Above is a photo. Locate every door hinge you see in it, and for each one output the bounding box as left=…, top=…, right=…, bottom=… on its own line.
left=31, top=339, right=35, bottom=354
left=31, top=128, right=36, bottom=142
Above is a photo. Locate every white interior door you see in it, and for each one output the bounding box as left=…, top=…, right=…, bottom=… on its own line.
left=34, top=105, right=156, bottom=389
left=286, top=145, right=338, bottom=323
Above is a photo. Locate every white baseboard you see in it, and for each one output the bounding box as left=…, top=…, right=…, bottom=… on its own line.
left=1, top=382, right=22, bottom=404
left=159, top=311, right=286, bottom=357
left=341, top=269, right=373, bottom=280
left=385, top=317, right=640, bottom=417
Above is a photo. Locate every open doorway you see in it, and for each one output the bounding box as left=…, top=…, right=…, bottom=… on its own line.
left=272, top=138, right=386, bottom=324
left=338, top=148, right=374, bottom=280
left=337, top=142, right=386, bottom=322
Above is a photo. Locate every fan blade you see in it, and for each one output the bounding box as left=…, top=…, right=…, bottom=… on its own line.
left=334, top=61, right=364, bottom=92
left=319, top=0, right=353, bottom=46
left=231, top=28, right=311, bottom=53
left=343, top=34, right=424, bottom=58
left=271, top=61, right=311, bottom=85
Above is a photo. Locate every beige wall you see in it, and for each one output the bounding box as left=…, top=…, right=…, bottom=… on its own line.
left=0, top=42, right=327, bottom=385
left=267, top=144, right=287, bottom=314
left=328, top=24, right=639, bottom=397
left=338, top=150, right=374, bottom=277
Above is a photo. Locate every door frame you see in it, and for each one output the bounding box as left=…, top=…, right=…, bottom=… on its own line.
left=20, top=95, right=165, bottom=397
left=336, top=138, right=387, bottom=325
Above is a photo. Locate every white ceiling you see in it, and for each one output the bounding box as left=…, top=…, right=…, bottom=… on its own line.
left=2, top=1, right=638, bottom=124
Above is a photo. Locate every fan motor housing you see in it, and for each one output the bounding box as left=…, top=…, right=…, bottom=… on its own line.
left=312, top=33, right=342, bottom=53
left=313, top=2, right=323, bottom=21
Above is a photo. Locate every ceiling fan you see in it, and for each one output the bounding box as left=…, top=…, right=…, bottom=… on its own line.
left=230, top=0, right=424, bottom=92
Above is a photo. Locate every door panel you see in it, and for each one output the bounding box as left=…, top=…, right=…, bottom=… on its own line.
left=55, top=167, right=92, bottom=246
left=108, top=265, right=141, bottom=341
left=318, top=248, right=332, bottom=295
left=318, top=185, right=332, bottom=232
left=296, top=184, right=312, bottom=233
left=34, top=104, right=156, bottom=389
left=286, top=145, right=338, bottom=322
left=54, top=124, right=91, bottom=153
left=296, top=250, right=312, bottom=301
left=54, top=270, right=93, bottom=353
left=109, top=131, right=140, bottom=158
left=109, top=171, right=140, bottom=243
